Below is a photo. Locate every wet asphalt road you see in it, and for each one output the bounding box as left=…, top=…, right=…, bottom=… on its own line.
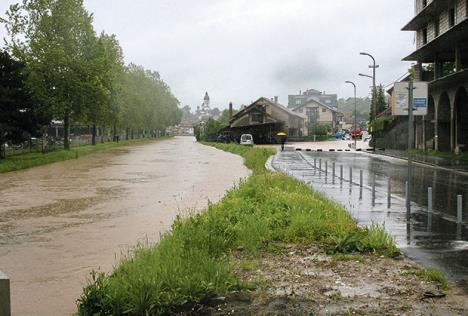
left=0, top=137, right=250, bottom=316
left=272, top=150, right=468, bottom=280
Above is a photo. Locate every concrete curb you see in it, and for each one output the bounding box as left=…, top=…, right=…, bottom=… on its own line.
left=369, top=151, right=468, bottom=176
left=265, top=155, right=278, bottom=172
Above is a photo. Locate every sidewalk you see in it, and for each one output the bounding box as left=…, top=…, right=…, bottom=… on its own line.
left=371, top=149, right=468, bottom=173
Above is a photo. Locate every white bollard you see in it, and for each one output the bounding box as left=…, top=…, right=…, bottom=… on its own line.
left=319, top=159, right=322, bottom=172
left=332, top=162, right=336, bottom=184
left=387, top=178, right=392, bottom=209
left=0, top=271, right=10, bottom=316
left=457, top=195, right=463, bottom=224
left=428, top=187, right=433, bottom=213
left=372, top=173, right=376, bottom=207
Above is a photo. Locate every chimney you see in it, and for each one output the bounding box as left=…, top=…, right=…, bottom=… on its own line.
left=229, top=102, right=233, bottom=119
left=274, top=96, right=278, bottom=103
left=299, top=90, right=302, bottom=95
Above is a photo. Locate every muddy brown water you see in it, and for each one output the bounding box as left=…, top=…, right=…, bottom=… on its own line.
left=0, top=137, right=250, bottom=316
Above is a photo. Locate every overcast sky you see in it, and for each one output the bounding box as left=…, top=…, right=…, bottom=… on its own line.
left=0, top=0, right=416, bottom=110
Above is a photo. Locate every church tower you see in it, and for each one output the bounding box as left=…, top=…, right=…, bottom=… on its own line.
left=198, top=92, right=212, bottom=121
left=202, top=92, right=210, bottom=112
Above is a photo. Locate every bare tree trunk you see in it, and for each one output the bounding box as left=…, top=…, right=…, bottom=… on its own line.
left=64, top=112, right=70, bottom=150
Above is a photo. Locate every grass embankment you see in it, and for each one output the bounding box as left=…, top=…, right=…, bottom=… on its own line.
left=77, top=143, right=399, bottom=315
left=0, top=137, right=169, bottom=174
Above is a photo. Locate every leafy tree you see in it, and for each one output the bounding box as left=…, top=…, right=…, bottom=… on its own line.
left=194, top=118, right=223, bottom=141
left=217, top=108, right=238, bottom=126
left=4, top=0, right=101, bottom=149
left=0, top=50, right=49, bottom=158
left=337, top=97, right=370, bottom=123
left=309, top=123, right=332, bottom=136
left=375, top=85, right=387, bottom=115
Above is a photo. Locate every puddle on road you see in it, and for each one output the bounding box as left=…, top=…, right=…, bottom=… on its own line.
left=0, top=137, right=250, bottom=316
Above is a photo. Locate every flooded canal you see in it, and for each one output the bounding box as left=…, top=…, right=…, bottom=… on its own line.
left=272, top=151, right=468, bottom=280
left=0, top=137, right=250, bottom=316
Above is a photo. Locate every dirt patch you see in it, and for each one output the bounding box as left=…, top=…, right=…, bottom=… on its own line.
left=192, top=244, right=468, bottom=315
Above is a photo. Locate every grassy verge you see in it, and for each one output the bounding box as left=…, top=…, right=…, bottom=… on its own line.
left=77, top=143, right=399, bottom=315
left=0, top=137, right=170, bottom=174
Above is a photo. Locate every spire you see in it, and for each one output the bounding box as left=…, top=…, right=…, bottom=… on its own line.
left=204, top=92, right=210, bottom=101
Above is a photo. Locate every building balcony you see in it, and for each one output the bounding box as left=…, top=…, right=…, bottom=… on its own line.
left=403, top=18, right=468, bottom=62
left=429, top=68, right=468, bottom=90
left=402, top=0, right=449, bottom=31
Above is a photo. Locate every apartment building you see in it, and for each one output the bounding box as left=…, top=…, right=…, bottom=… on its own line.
left=403, top=0, right=468, bottom=152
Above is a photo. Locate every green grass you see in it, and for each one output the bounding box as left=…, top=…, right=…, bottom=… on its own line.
left=77, top=142, right=398, bottom=315
left=0, top=137, right=170, bottom=173
left=417, top=268, right=449, bottom=290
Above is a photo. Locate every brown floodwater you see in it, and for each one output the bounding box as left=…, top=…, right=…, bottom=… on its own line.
left=0, top=137, right=250, bottom=316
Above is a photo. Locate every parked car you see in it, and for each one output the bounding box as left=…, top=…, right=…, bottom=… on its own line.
left=240, top=134, right=254, bottom=146
left=216, top=134, right=230, bottom=143
left=332, top=131, right=345, bottom=139
left=351, top=129, right=363, bottom=139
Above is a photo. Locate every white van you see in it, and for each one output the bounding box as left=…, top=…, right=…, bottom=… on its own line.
left=240, top=134, right=254, bottom=146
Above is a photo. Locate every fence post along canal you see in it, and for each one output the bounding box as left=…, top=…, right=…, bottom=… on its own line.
left=0, top=271, right=10, bottom=316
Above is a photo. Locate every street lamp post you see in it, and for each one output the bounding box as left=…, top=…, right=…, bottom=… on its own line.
left=345, top=81, right=357, bottom=150
left=360, top=52, right=379, bottom=121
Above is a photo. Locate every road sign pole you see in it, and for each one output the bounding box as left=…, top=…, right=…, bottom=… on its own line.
left=407, top=81, right=414, bottom=220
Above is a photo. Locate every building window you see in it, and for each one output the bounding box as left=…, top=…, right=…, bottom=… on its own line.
left=449, top=7, right=456, bottom=27
left=422, top=27, right=428, bottom=44
left=251, top=113, right=263, bottom=123
left=422, top=0, right=427, bottom=8
left=434, top=19, right=440, bottom=37
left=295, top=99, right=302, bottom=105
left=322, top=108, right=327, bottom=113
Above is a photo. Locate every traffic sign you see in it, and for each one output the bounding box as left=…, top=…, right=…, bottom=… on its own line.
left=392, top=81, right=428, bottom=116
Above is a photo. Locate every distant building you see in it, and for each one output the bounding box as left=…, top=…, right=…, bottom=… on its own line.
left=166, top=121, right=194, bottom=136
left=288, top=89, right=338, bottom=109
left=291, top=99, right=343, bottom=135
left=221, top=97, right=304, bottom=143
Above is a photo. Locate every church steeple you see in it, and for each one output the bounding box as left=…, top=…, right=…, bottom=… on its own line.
left=204, top=92, right=210, bottom=101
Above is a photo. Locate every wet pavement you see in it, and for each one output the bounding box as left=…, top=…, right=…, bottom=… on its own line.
left=373, top=149, right=468, bottom=172
left=272, top=151, right=468, bottom=281
left=0, top=136, right=250, bottom=316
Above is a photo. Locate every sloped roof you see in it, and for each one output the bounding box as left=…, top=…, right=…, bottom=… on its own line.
left=292, top=98, right=341, bottom=114
left=231, top=97, right=303, bottom=122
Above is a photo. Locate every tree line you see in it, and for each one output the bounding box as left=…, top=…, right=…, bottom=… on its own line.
left=0, top=0, right=181, bottom=157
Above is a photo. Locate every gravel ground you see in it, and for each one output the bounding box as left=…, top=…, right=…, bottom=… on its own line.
left=190, top=244, right=468, bottom=315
